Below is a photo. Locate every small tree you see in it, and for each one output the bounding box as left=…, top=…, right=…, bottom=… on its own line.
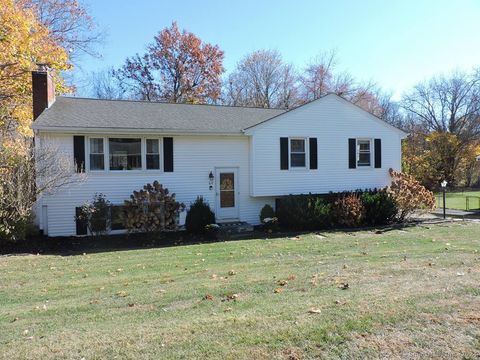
left=123, top=181, right=185, bottom=233
left=1, top=138, right=84, bottom=242
left=388, top=169, right=436, bottom=221
left=74, top=193, right=110, bottom=237
left=185, top=196, right=215, bottom=235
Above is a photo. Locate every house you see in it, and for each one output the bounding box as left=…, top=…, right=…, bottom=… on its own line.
left=31, top=68, right=407, bottom=237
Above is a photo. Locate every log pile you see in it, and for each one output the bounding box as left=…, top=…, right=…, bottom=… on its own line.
left=123, top=181, right=185, bottom=232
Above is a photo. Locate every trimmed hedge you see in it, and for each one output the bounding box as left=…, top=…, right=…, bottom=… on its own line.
left=275, top=188, right=398, bottom=230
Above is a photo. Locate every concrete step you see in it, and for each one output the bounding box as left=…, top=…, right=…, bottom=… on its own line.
left=218, top=221, right=254, bottom=234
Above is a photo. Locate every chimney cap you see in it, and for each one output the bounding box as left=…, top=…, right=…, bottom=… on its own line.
left=34, top=63, right=50, bottom=73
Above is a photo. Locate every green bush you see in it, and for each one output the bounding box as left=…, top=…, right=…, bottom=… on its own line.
left=360, top=189, right=398, bottom=226
left=276, top=189, right=397, bottom=230
left=276, top=194, right=332, bottom=230
left=259, top=204, right=275, bottom=222
left=185, top=196, right=216, bottom=234
left=75, top=193, right=111, bottom=237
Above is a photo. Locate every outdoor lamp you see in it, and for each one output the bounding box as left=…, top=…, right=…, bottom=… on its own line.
left=441, top=180, right=447, bottom=219
left=209, top=171, right=214, bottom=190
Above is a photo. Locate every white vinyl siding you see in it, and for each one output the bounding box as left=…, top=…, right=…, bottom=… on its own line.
left=247, top=95, right=403, bottom=196
left=36, top=134, right=274, bottom=236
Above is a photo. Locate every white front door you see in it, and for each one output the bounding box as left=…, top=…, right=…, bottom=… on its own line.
left=215, top=167, right=239, bottom=221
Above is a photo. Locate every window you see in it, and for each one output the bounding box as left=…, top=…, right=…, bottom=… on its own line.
left=357, top=139, right=371, bottom=167
left=110, top=205, right=125, bottom=230
left=89, top=138, right=104, bottom=170
left=109, top=138, right=142, bottom=170
left=146, top=139, right=160, bottom=170
left=290, top=138, right=306, bottom=168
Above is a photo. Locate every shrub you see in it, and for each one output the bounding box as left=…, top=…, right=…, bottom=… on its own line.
left=75, top=193, right=111, bottom=237
left=124, top=181, right=185, bottom=233
left=185, top=196, right=215, bottom=234
left=259, top=204, right=275, bottom=223
left=276, top=194, right=332, bottom=230
left=360, top=189, right=398, bottom=226
left=388, top=169, right=436, bottom=221
left=331, top=193, right=365, bottom=228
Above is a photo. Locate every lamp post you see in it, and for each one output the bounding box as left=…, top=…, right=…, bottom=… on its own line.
left=441, top=180, right=448, bottom=219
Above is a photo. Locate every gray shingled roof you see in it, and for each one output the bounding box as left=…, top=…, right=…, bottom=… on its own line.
left=32, top=97, right=285, bottom=133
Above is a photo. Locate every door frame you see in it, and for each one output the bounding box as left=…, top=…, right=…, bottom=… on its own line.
left=215, top=167, right=240, bottom=222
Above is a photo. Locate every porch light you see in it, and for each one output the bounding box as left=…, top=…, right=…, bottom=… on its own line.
left=209, top=171, right=214, bottom=190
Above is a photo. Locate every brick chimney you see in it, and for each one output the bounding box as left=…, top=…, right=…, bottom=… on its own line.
left=32, top=64, right=55, bottom=120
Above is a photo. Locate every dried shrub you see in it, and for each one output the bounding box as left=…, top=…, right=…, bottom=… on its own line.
left=331, top=193, right=365, bottom=228
left=124, top=181, right=185, bottom=233
left=388, top=168, right=436, bottom=221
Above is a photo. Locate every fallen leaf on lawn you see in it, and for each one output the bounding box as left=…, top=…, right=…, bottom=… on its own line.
left=210, top=274, right=217, bottom=279
left=308, top=308, right=322, bottom=314
left=203, top=294, right=214, bottom=301
left=311, top=274, right=318, bottom=287
left=224, top=307, right=232, bottom=312
left=128, top=303, right=137, bottom=307
left=89, top=299, right=100, bottom=304
left=277, top=280, right=288, bottom=286
left=222, top=293, right=239, bottom=301
left=339, top=283, right=349, bottom=290
left=116, top=291, right=128, bottom=297
left=23, top=329, right=29, bottom=335
left=287, top=274, right=296, bottom=281
left=457, top=272, right=465, bottom=276
left=274, top=288, right=283, bottom=293
left=228, top=270, right=237, bottom=276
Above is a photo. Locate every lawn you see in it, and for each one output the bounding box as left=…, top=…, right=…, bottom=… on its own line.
left=1, top=223, right=479, bottom=359
left=435, top=191, right=480, bottom=210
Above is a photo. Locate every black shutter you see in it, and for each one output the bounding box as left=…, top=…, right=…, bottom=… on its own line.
left=280, top=137, right=288, bottom=170
left=75, top=207, right=87, bottom=235
left=348, top=138, right=356, bottom=169
left=73, top=136, right=85, bottom=173
left=163, top=137, right=173, bottom=172
left=309, top=138, right=318, bottom=170
left=374, top=138, right=382, bottom=168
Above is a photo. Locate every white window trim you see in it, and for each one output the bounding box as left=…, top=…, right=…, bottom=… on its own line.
left=356, top=138, right=372, bottom=168
left=87, top=136, right=106, bottom=172
left=145, top=138, right=163, bottom=171
left=86, top=136, right=164, bottom=173
left=288, top=137, right=309, bottom=170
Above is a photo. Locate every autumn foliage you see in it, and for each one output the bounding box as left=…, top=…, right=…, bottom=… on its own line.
left=114, top=22, right=224, bottom=103
left=388, top=168, right=436, bottom=221
left=0, top=0, right=71, bottom=136
left=331, top=193, right=365, bottom=228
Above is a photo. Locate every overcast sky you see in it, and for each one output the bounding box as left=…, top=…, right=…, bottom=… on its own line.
left=74, top=0, right=480, bottom=100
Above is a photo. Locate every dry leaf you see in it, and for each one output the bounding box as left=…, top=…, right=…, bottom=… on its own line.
left=274, top=288, right=283, bottom=293
left=203, top=294, right=214, bottom=301
left=308, top=308, right=322, bottom=314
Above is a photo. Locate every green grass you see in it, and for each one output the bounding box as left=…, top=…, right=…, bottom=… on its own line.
left=435, top=191, right=480, bottom=210
left=1, top=223, right=480, bottom=359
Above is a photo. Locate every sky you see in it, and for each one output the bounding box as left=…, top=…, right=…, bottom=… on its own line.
left=74, top=0, right=480, bottom=100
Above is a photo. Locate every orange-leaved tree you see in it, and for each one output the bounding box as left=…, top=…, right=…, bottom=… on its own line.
left=0, top=0, right=71, bottom=137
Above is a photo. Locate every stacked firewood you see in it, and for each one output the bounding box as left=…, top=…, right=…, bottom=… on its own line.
left=123, top=181, right=185, bottom=232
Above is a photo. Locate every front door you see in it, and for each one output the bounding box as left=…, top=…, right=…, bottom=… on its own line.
left=215, top=168, right=239, bottom=221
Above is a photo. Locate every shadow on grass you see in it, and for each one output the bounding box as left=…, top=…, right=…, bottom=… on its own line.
left=0, top=220, right=433, bottom=257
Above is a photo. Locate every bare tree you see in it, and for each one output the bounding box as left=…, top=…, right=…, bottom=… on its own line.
left=224, top=50, right=299, bottom=109
left=26, top=0, right=103, bottom=61
left=89, top=68, right=124, bottom=100
left=0, top=138, right=85, bottom=241
left=402, top=69, right=480, bottom=142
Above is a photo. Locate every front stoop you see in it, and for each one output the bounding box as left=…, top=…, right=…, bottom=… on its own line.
left=218, top=221, right=254, bottom=234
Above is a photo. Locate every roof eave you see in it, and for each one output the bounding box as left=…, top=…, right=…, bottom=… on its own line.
left=32, top=125, right=245, bottom=136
